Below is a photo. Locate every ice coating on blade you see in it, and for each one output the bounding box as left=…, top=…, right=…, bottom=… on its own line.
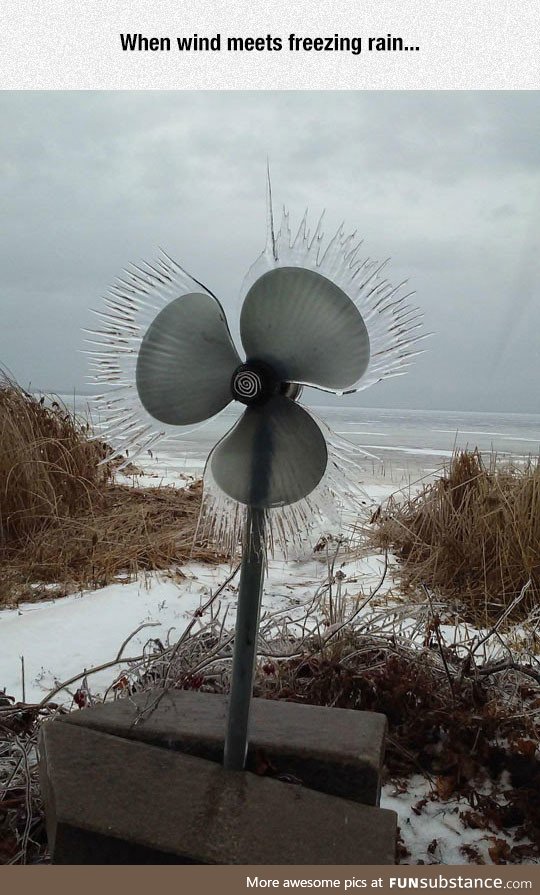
left=86, top=253, right=237, bottom=464
left=210, top=396, right=328, bottom=508
left=87, top=186, right=424, bottom=557
left=240, top=266, right=370, bottom=390
left=239, top=206, right=426, bottom=395
left=136, top=293, right=240, bottom=425
left=199, top=405, right=375, bottom=557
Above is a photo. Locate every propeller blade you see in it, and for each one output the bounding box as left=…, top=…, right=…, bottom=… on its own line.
left=240, top=267, right=370, bottom=391
left=209, top=395, right=328, bottom=508
left=136, top=293, right=240, bottom=425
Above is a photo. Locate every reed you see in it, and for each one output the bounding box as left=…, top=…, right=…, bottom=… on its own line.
left=0, top=376, right=217, bottom=606
left=0, top=375, right=109, bottom=545
left=369, top=449, right=540, bottom=623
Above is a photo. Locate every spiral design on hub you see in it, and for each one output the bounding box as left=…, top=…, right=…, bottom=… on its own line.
left=232, top=369, right=262, bottom=400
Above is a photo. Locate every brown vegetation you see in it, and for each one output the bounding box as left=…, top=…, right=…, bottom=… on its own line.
left=0, top=378, right=217, bottom=607
left=256, top=630, right=540, bottom=863
left=2, top=581, right=539, bottom=864
left=369, top=449, right=540, bottom=624
left=0, top=377, right=110, bottom=544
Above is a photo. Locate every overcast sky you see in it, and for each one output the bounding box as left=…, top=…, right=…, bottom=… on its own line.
left=0, top=91, right=538, bottom=413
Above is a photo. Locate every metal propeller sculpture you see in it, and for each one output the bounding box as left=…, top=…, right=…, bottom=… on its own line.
left=89, top=183, right=424, bottom=771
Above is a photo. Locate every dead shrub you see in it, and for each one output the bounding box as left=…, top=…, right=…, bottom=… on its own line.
left=0, top=376, right=110, bottom=545
left=3, top=560, right=540, bottom=864
left=369, top=449, right=540, bottom=623
left=0, top=376, right=219, bottom=606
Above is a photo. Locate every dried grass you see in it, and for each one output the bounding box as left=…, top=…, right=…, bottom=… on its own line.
left=3, top=557, right=539, bottom=865
left=0, top=375, right=110, bottom=544
left=0, top=377, right=219, bottom=607
left=368, top=449, right=540, bottom=624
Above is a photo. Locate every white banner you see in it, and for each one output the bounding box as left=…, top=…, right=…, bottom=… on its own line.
left=1, top=0, right=538, bottom=90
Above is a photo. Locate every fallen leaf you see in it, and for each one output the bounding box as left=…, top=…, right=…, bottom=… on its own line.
left=460, top=844, right=485, bottom=864
left=435, top=775, right=456, bottom=800
left=512, top=738, right=536, bottom=759
left=488, top=838, right=511, bottom=865
left=412, top=798, right=428, bottom=816
left=460, top=809, right=490, bottom=831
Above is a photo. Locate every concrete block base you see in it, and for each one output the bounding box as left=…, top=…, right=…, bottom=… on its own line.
left=40, top=721, right=397, bottom=865
left=60, top=690, right=387, bottom=806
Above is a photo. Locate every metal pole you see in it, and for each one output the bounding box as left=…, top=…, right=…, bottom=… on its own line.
left=223, top=505, right=266, bottom=771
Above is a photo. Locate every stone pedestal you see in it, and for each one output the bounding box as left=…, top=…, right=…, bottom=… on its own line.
left=39, top=692, right=396, bottom=864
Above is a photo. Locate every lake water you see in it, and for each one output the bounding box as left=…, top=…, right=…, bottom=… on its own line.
left=68, top=394, right=539, bottom=476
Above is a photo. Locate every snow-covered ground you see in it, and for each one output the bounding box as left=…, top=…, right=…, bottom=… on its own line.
left=0, top=450, right=406, bottom=706
left=1, top=445, right=538, bottom=865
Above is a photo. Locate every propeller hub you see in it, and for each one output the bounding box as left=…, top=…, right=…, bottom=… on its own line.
left=231, top=361, right=279, bottom=406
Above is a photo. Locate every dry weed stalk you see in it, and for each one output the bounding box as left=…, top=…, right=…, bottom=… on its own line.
left=0, top=700, right=59, bottom=863
left=369, top=449, right=540, bottom=624
left=0, top=375, right=109, bottom=545
left=0, top=377, right=221, bottom=606
left=2, top=546, right=540, bottom=864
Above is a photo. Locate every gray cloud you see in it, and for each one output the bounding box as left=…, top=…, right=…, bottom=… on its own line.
left=0, top=90, right=538, bottom=411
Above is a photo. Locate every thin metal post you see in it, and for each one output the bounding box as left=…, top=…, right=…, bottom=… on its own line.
left=223, top=506, right=266, bottom=771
